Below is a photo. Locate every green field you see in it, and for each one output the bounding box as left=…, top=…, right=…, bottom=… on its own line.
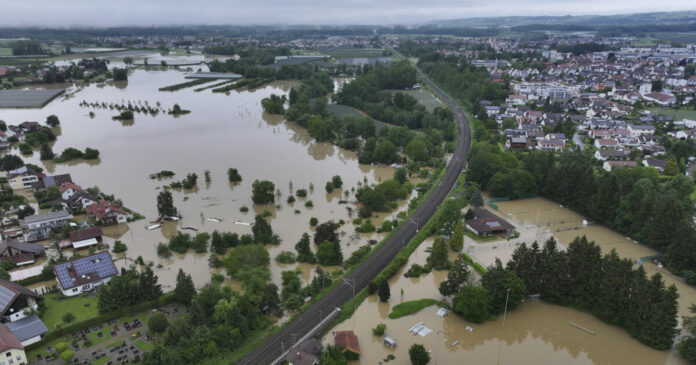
left=631, top=38, right=662, bottom=47
left=325, top=103, right=394, bottom=131
left=134, top=339, right=155, bottom=351
left=385, top=88, right=444, bottom=111
left=323, top=48, right=386, bottom=58
left=388, top=298, right=449, bottom=319
left=40, top=293, right=99, bottom=331
left=648, top=107, right=696, bottom=121
left=0, top=48, right=12, bottom=57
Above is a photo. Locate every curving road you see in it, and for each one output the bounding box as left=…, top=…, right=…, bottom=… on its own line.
left=238, top=74, right=471, bottom=365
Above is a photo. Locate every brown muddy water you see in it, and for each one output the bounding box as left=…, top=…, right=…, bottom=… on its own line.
left=324, top=237, right=688, bottom=365
left=1, top=63, right=418, bottom=290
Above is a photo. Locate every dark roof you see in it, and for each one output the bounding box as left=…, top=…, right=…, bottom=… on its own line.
left=0, top=280, right=40, bottom=316
left=5, top=315, right=48, bottom=343
left=298, top=339, right=322, bottom=356
left=53, top=252, right=118, bottom=290
left=69, top=227, right=103, bottom=242
left=0, top=325, right=22, bottom=352
left=335, top=330, right=360, bottom=355
left=465, top=209, right=515, bottom=234
left=20, top=210, right=72, bottom=225
left=0, top=241, right=45, bottom=256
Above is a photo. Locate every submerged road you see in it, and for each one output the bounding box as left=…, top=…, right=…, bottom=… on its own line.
left=238, top=74, right=471, bottom=365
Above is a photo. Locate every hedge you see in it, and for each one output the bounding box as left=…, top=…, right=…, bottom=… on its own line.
left=26, top=293, right=175, bottom=352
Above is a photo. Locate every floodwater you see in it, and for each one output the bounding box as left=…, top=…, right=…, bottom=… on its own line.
left=1, top=61, right=418, bottom=290
left=324, top=235, right=688, bottom=365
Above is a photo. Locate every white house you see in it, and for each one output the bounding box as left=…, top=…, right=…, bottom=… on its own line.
left=53, top=252, right=118, bottom=296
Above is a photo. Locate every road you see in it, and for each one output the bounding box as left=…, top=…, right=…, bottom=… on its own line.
left=238, top=74, right=472, bottom=365
left=573, top=132, right=585, bottom=151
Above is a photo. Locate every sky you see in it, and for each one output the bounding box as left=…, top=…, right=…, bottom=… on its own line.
left=3, top=0, right=695, bottom=27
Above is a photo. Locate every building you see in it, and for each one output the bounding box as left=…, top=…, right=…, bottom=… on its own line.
left=29, top=174, right=72, bottom=191
left=67, top=227, right=103, bottom=249
left=643, top=159, right=667, bottom=172
left=6, top=167, right=42, bottom=191
left=59, top=182, right=82, bottom=201
left=465, top=209, right=515, bottom=237
left=603, top=161, right=638, bottom=171
left=0, top=325, right=26, bottom=365
left=537, top=139, right=565, bottom=152
left=0, top=241, right=45, bottom=267
left=0, top=280, right=41, bottom=323
left=284, top=339, right=322, bottom=365
left=334, top=330, right=360, bottom=360
left=86, top=201, right=130, bottom=225
left=19, top=210, right=73, bottom=242
left=53, top=252, right=118, bottom=296
left=5, top=315, right=48, bottom=346
left=594, top=139, right=619, bottom=149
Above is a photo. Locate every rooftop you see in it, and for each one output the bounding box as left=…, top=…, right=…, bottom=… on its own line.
left=20, top=210, right=72, bottom=225
left=0, top=325, right=22, bottom=353
left=0, top=89, right=65, bottom=108
left=53, top=251, right=118, bottom=290
left=5, top=315, right=47, bottom=343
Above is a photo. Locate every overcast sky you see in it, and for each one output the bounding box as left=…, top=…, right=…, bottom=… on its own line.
left=3, top=0, right=695, bottom=27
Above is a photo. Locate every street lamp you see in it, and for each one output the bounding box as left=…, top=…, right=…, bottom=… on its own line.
left=409, top=218, right=419, bottom=232
left=502, top=287, right=511, bottom=329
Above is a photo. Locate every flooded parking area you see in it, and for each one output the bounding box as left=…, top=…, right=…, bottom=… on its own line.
left=324, top=234, right=689, bottom=365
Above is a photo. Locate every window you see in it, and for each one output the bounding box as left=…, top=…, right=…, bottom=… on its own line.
left=14, top=356, right=19, bottom=361
left=7, top=359, right=12, bottom=364
left=4, top=353, right=9, bottom=357
left=72, top=288, right=78, bottom=292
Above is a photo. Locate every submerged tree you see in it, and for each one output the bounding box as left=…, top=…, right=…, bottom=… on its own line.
left=156, top=190, right=177, bottom=218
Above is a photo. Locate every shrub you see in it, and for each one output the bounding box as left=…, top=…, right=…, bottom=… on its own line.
left=228, top=168, right=242, bottom=182
left=156, top=242, right=171, bottom=258
left=331, top=175, right=343, bottom=189
left=62, top=312, right=75, bottom=324
left=296, top=189, right=307, bottom=198
left=61, top=350, right=74, bottom=362
left=305, top=200, right=313, bottom=207
left=112, top=240, right=128, bottom=254
left=18, top=143, right=32, bottom=155
left=372, top=323, right=386, bottom=336
left=287, top=196, right=296, bottom=204
left=275, top=251, right=297, bottom=264
left=309, top=217, right=318, bottom=226
left=325, top=181, right=334, bottom=193
left=55, top=342, right=68, bottom=353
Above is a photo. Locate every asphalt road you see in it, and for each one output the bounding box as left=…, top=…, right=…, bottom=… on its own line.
left=238, top=74, right=471, bottom=365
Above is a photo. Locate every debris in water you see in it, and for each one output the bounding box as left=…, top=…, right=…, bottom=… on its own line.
left=206, top=217, right=223, bottom=223
left=147, top=224, right=161, bottom=230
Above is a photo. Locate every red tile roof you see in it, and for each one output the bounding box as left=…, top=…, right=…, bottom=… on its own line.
left=86, top=201, right=127, bottom=220
left=59, top=182, right=82, bottom=194
left=335, top=330, right=360, bottom=355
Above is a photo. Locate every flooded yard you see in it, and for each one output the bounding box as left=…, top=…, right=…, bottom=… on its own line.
left=324, top=234, right=688, bottom=365
left=1, top=62, right=417, bottom=289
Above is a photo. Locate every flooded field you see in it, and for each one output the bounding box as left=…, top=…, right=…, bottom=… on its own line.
left=1, top=61, right=418, bottom=289
left=325, top=235, right=688, bottom=365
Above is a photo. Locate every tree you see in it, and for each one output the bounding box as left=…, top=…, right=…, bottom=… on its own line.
left=174, top=269, right=196, bottom=306
left=453, top=285, right=492, bottom=323
left=156, top=190, right=177, bottom=218
left=372, top=323, right=386, bottom=336
left=228, top=168, right=242, bottom=182
left=252, top=180, right=275, bottom=204
left=664, top=157, right=679, bottom=176
left=112, top=68, right=128, bottom=81
left=148, top=312, right=169, bottom=333
left=320, top=345, right=347, bottom=365
left=0, top=155, right=23, bottom=171
left=481, top=259, right=527, bottom=315
left=470, top=190, right=484, bottom=208
left=46, top=115, right=60, bottom=127
left=314, top=221, right=339, bottom=244
left=408, top=344, right=430, bottom=365
left=449, top=221, right=464, bottom=251
left=252, top=215, right=276, bottom=243
left=295, top=233, right=316, bottom=263
left=331, top=175, right=343, bottom=189
left=40, top=144, right=54, bottom=160
left=112, top=240, right=128, bottom=253
left=439, top=255, right=470, bottom=296
left=378, top=280, right=390, bottom=302
left=428, top=237, right=449, bottom=270
left=316, top=241, right=342, bottom=266
left=325, top=181, right=334, bottom=193
left=61, top=350, right=74, bottom=362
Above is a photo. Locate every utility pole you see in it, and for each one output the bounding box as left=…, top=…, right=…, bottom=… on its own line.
left=343, top=278, right=355, bottom=311
left=435, top=330, right=442, bottom=364
left=502, top=287, right=511, bottom=329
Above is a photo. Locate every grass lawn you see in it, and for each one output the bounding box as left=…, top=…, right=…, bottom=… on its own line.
left=463, top=230, right=500, bottom=242
left=388, top=298, right=448, bottom=319
left=134, top=339, right=154, bottom=351
left=105, top=340, right=125, bottom=349
left=86, top=325, right=117, bottom=347
left=647, top=107, right=696, bottom=121
left=40, top=293, right=99, bottom=331
left=384, top=89, right=444, bottom=111
left=0, top=48, right=12, bottom=57
left=93, top=356, right=112, bottom=365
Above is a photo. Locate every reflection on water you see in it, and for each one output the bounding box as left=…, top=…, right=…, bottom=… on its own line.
left=1, top=67, right=415, bottom=291
left=325, top=237, right=688, bottom=365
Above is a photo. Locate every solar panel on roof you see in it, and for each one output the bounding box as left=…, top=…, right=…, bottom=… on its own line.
left=486, top=221, right=502, bottom=228
left=0, top=285, right=15, bottom=311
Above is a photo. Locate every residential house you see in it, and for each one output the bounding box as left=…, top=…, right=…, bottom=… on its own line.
left=334, top=331, right=360, bottom=360
left=86, top=201, right=130, bottom=225
left=66, top=190, right=98, bottom=211
left=628, top=124, right=656, bottom=136
left=67, top=227, right=102, bottom=250
left=589, top=130, right=612, bottom=139
left=594, top=150, right=631, bottom=161
left=5, top=315, right=48, bottom=347
left=594, top=139, right=619, bottom=149
left=537, top=139, right=565, bottom=152
left=0, top=280, right=41, bottom=324
left=284, top=339, right=322, bottom=365
left=643, top=159, right=667, bottom=172
left=53, top=252, right=118, bottom=296
left=465, top=209, right=515, bottom=237
left=59, top=182, right=82, bottom=201
left=19, top=210, right=73, bottom=242
left=29, top=174, right=72, bottom=191
left=603, top=161, right=637, bottom=171
left=0, top=325, right=26, bottom=365
left=0, top=241, right=45, bottom=267
left=505, top=137, right=528, bottom=150
left=6, top=167, right=42, bottom=191
left=642, top=92, right=676, bottom=106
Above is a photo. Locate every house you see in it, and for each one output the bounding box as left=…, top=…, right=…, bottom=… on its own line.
left=5, top=315, right=48, bottom=347
left=642, top=92, right=676, bottom=106
left=66, top=190, right=98, bottom=211
left=0, top=280, right=41, bottom=323
left=594, top=139, right=619, bottom=149
left=0, top=324, right=26, bottom=365
left=59, top=182, right=82, bottom=201
left=589, top=130, right=612, bottom=139
left=67, top=227, right=102, bottom=249
left=465, top=209, right=515, bottom=237
left=53, top=252, right=118, bottom=296
left=603, top=161, right=637, bottom=171
left=19, top=210, right=73, bottom=242
left=284, top=339, right=322, bottom=365
left=86, top=201, right=130, bottom=225
left=506, top=137, right=528, bottom=150
left=537, top=139, right=565, bottom=152
left=334, top=330, right=361, bottom=360
left=643, top=159, right=667, bottom=172
left=628, top=124, right=656, bottom=136
left=594, top=150, right=630, bottom=161
left=6, top=167, right=42, bottom=191
left=0, top=241, right=46, bottom=266
left=29, top=174, right=72, bottom=191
